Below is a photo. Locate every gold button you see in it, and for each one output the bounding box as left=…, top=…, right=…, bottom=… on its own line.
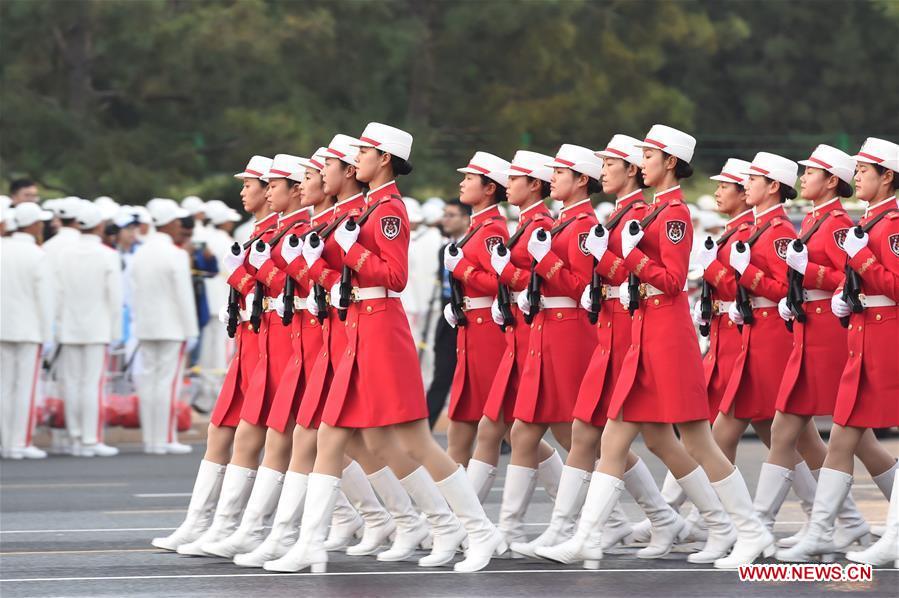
left=815, top=307, right=822, bottom=314
left=638, top=315, right=642, bottom=321
left=858, top=326, right=862, bottom=331
left=728, top=321, right=733, bottom=327
left=456, top=348, right=459, bottom=353
left=875, top=314, right=882, bottom=321
left=366, top=305, right=372, bottom=312
left=352, top=323, right=356, bottom=328
left=476, top=317, right=483, bottom=324
left=295, top=359, right=300, bottom=365
left=849, top=350, right=854, bottom=357
left=509, top=352, right=513, bottom=357
left=848, top=324, right=853, bottom=329
left=607, top=322, right=611, bottom=327
left=556, top=312, right=563, bottom=319
left=310, top=318, right=316, bottom=324
left=347, top=349, right=352, bottom=355
left=740, top=344, right=744, bottom=350
left=323, top=352, right=328, bottom=357
left=762, top=311, right=768, bottom=317
left=653, top=298, right=660, bottom=305
left=345, top=321, right=348, bottom=327
left=530, top=350, right=535, bottom=355
left=538, top=324, right=542, bottom=330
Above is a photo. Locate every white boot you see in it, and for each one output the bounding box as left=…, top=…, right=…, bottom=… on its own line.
left=833, top=489, right=872, bottom=551
left=847, top=470, right=898, bottom=566
left=203, top=466, right=284, bottom=558
left=152, top=460, right=226, bottom=551
left=623, top=458, right=684, bottom=558
left=601, top=503, right=633, bottom=550
left=753, top=463, right=794, bottom=532
left=630, top=469, right=688, bottom=544
left=510, top=465, right=590, bottom=559
left=776, top=468, right=851, bottom=562
left=324, top=491, right=363, bottom=552
left=466, top=459, right=497, bottom=503
left=263, top=473, right=340, bottom=573
left=337, top=463, right=393, bottom=555
left=535, top=472, right=625, bottom=568
left=537, top=449, right=564, bottom=499
left=712, top=468, right=776, bottom=569
left=400, top=466, right=466, bottom=568
left=677, top=467, right=737, bottom=564
left=371, top=466, right=431, bottom=562
left=497, top=465, right=538, bottom=550
left=178, top=464, right=256, bottom=556
left=778, top=461, right=816, bottom=548
left=437, top=465, right=507, bottom=572
left=872, top=460, right=897, bottom=499
left=234, top=472, right=308, bottom=567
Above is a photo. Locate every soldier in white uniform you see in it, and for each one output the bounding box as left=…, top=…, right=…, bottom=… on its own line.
left=55, top=203, right=124, bottom=457
left=130, top=199, right=200, bottom=455
left=0, top=203, right=54, bottom=459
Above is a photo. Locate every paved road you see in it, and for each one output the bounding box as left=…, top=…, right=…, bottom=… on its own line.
left=2, top=436, right=897, bottom=597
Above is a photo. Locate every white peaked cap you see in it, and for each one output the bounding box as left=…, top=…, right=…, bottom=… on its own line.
left=148, top=198, right=189, bottom=227
left=403, top=197, right=423, bottom=223
left=635, top=124, right=696, bottom=163
left=710, top=158, right=751, bottom=186
left=54, top=196, right=83, bottom=220
left=458, top=151, right=512, bottom=187
left=234, top=155, right=274, bottom=179
left=13, top=202, right=53, bottom=228
left=500, top=150, right=554, bottom=183
left=299, top=148, right=329, bottom=173
left=265, top=154, right=305, bottom=182
left=181, top=195, right=206, bottom=214
left=324, top=134, right=361, bottom=166
left=351, top=122, right=414, bottom=161
left=546, top=144, right=604, bottom=180
left=853, top=137, right=899, bottom=173
left=595, top=134, right=645, bottom=167
left=742, top=152, right=799, bottom=190
left=77, top=203, right=105, bottom=230
left=798, top=145, right=856, bottom=184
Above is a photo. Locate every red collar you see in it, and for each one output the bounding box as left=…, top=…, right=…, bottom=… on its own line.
left=754, top=204, right=786, bottom=226
left=470, top=204, right=502, bottom=227
left=862, top=196, right=897, bottom=222
left=366, top=181, right=400, bottom=205
left=333, top=194, right=367, bottom=220
left=519, top=202, right=551, bottom=226
left=726, top=209, right=754, bottom=231
left=653, top=185, right=683, bottom=205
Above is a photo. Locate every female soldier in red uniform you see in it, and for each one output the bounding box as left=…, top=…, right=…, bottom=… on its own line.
left=779, top=137, right=899, bottom=562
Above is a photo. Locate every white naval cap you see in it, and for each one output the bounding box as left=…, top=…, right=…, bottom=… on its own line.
left=853, top=137, right=899, bottom=173
left=181, top=195, right=206, bottom=214
left=710, top=158, right=751, bottom=186
left=299, top=147, right=329, bottom=173
left=113, top=206, right=140, bottom=228
left=132, top=205, right=152, bottom=225
left=595, top=134, right=645, bottom=167
left=500, top=150, right=554, bottom=183
left=352, top=122, right=413, bottom=161
left=324, top=134, right=361, bottom=166
left=742, top=152, right=799, bottom=190
left=13, top=202, right=53, bottom=228
left=54, top=196, right=84, bottom=220
left=402, top=197, right=423, bottom=224
left=421, top=197, right=445, bottom=225
left=798, top=145, right=856, bottom=184
left=546, top=144, right=604, bottom=180
left=234, top=155, right=274, bottom=179
left=148, top=198, right=189, bottom=227
left=77, top=203, right=105, bottom=230
left=265, top=154, right=305, bottom=182
left=635, top=124, right=696, bottom=164
left=458, top=151, right=512, bottom=187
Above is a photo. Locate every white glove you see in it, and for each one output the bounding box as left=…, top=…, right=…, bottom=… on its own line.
left=223, top=247, right=247, bottom=276
left=785, top=242, right=808, bottom=274
left=444, top=244, right=464, bottom=272
left=490, top=245, right=510, bottom=275
left=778, top=297, right=793, bottom=321
left=697, top=238, right=717, bottom=269
left=527, top=228, right=552, bottom=263
left=273, top=295, right=285, bottom=318
left=729, top=243, right=751, bottom=275
left=516, top=291, right=531, bottom=315
left=306, top=288, right=319, bottom=317
left=334, top=220, right=360, bottom=253
left=443, top=303, right=458, bottom=328
left=584, top=226, right=609, bottom=260
left=842, top=229, right=868, bottom=258
left=301, top=236, right=324, bottom=267
left=621, top=220, right=644, bottom=258
left=218, top=305, right=229, bottom=324
left=491, top=298, right=505, bottom=326
left=282, top=235, right=304, bottom=265
left=831, top=293, right=851, bottom=318
left=186, top=336, right=199, bottom=353
left=728, top=301, right=744, bottom=325
left=617, top=281, right=629, bottom=309
left=580, top=284, right=592, bottom=311
left=691, top=300, right=709, bottom=326
left=329, top=282, right=342, bottom=308
left=249, top=242, right=271, bottom=269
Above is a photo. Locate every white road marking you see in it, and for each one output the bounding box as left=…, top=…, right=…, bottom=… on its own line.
left=1, top=548, right=158, bottom=556
left=103, top=509, right=187, bottom=515
left=134, top=493, right=192, bottom=498
left=1, top=527, right=175, bottom=534
left=0, top=482, right=128, bottom=489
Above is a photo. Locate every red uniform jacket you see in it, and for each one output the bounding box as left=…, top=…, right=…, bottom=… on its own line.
left=776, top=198, right=852, bottom=416
left=515, top=198, right=598, bottom=424
left=484, top=201, right=552, bottom=423
left=719, top=204, right=796, bottom=420
left=834, top=197, right=899, bottom=428
left=448, top=205, right=509, bottom=422
left=322, top=181, right=429, bottom=428
left=573, top=190, right=649, bottom=427
left=212, top=213, right=278, bottom=427
left=608, top=186, right=708, bottom=423
left=701, top=209, right=754, bottom=419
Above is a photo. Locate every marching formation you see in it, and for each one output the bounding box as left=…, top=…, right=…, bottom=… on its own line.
left=3, top=121, right=896, bottom=574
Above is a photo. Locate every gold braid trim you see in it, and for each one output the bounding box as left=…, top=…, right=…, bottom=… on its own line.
left=857, top=256, right=875, bottom=275
left=712, top=268, right=725, bottom=287
left=510, top=268, right=522, bottom=287
left=634, top=256, right=649, bottom=276
left=353, top=249, right=371, bottom=272
left=264, top=268, right=277, bottom=287
left=608, top=257, right=622, bottom=279
left=749, top=270, right=762, bottom=292
left=317, top=270, right=330, bottom=286
left=545, top=259, right=563, bottom=280
left=815, top=265, right=825, bottom=289
left=238, top=273, right=252, bottom=290
left=462, top=265, right=475, bottom=285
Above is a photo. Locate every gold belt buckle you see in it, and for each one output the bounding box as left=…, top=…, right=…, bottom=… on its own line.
left=462, top=296, right=471, bottom=311
left=712, top=299, right=721, bottom=315
left=262, top=297, right=270, bottom=310
left=350, top=287, right=362, bottom=302
left=638, top=283, right=648, bottom=300
left=600, top=286, right=608, bottom=300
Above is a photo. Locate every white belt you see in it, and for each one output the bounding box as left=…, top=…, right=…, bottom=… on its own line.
left=510, top=291, right=521, bottom=302
left=640, top=283, right=666, bottom=299
left=540, top=296, right=577, bottom=309
left=860, top=294, right=897, bottom=308
left=462, top=296, right=493, bottom=311
left=602, top=285, right=620, bottom=299
left=750, top=296, right=777, bottom=309
left=713, top=300, right=733, bottom=316
left=803, top=289, right=832, bottom=302
left=292, top=296, right=308, bottom=310
left=351, top=286, right=402, bottom=301
left=262, top=296, right=280, bottom=312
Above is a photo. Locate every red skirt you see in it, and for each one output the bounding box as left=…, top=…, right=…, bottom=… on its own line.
left=322, top=298, right=428, bottom=428
left=266, top=312, right=323, bottom=432
left=211, top=322, right=256, bottom=428
left=703, top=312, right=742, bottom=420
left=484, top=306, right=527, bottom=424
left=719, top=307, right=791, bottom=420
left=572, top=301, right=629, bottom=427
left=241, top=312, right=287, bottom=426
left=514, top=307, right=595, bottom=424
left=775, top=300, right=847, bottom=416
left=609, top=293, right=707, bottom=423
left=833, top=306, right=899, bottom=428
left=296, top=311, right=339, bottom=430
left=449, top=307, right=506, bottom=422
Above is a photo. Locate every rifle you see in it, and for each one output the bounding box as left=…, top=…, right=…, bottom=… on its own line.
left=280, top=235, right=300, bottom=325
left=447, top=243, right=468, bottom=327
left=337, top=218, right=356, bottom=322
left=626, top=221, right=641, bottom=315
left=226, top=242, right=242, bottom=338
left=495, top=244, right=514, bottom=331
left=840, top=226, right=866, bottom=327
left=524, top=228, right=547, bottom=324
left=785, top=239, right=806, bottom=332
left=587, top=225, right=606, bottom=324
left=249, top=239, right=266, bottom=332
left=304, top=233, right=329, bottom=323
left=698, top=236, right=714, bottom=337
left=732, top=241, right=754, bottom=328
